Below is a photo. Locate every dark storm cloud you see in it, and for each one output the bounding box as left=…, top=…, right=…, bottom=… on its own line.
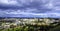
left=0, top=0, right=52, bottom=12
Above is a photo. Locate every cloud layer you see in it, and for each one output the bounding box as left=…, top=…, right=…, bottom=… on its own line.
left=0, top=0, right=60, bottom=18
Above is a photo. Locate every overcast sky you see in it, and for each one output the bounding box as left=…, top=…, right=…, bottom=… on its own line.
left=0, top=0, right=60, bottom=18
